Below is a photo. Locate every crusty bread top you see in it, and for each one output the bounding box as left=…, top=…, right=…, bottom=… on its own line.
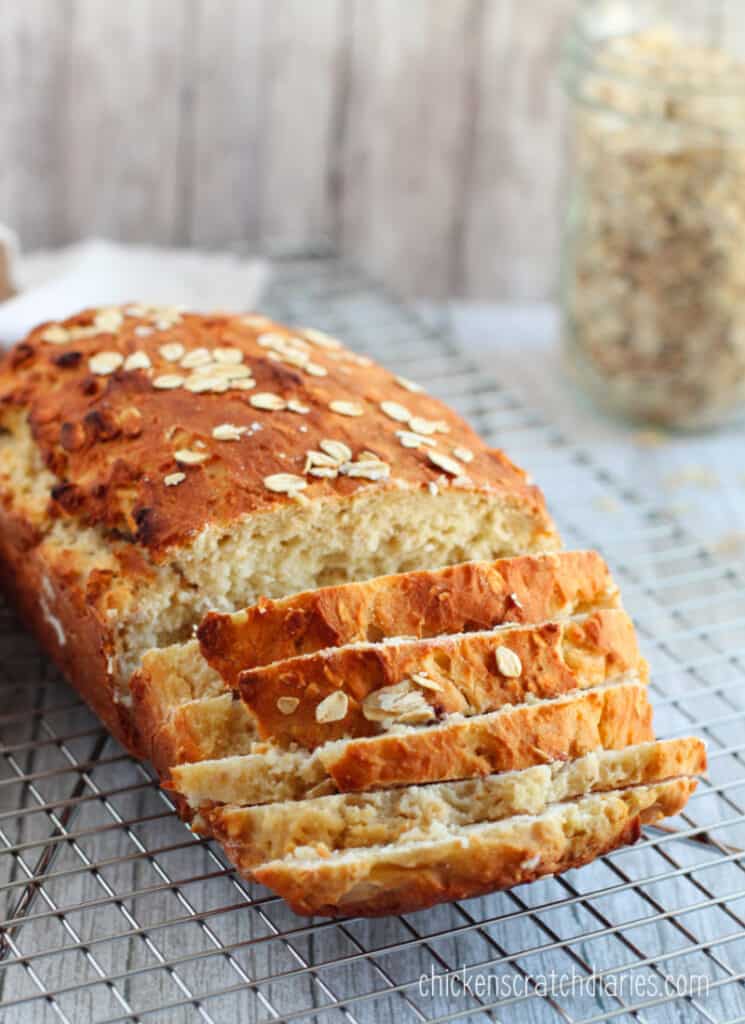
left=199, top=550, right=617, bottom=684
left=0, top=306, right=556, bottom=558
left=238, top=609, right=645, bottom=747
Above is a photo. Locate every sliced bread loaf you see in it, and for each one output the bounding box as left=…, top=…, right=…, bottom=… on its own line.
left=132, top=551, right=623, bottom=763
left=0, top=305, right=704, bottom=921
left=139, top=611, right=644, bottom=775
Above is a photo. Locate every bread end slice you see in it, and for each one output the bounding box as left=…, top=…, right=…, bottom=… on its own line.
left=206, top=736, right=706, bottom=870
left=252, top=777, right=697, bottom=917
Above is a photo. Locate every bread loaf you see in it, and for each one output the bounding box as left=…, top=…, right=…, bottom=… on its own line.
left=0, top=307, right=558, bottom=752
left=0, top=305, right=704, bottom=919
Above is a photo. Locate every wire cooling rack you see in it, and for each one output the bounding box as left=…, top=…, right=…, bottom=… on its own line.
left=1, top=256, right=744, bottom=1024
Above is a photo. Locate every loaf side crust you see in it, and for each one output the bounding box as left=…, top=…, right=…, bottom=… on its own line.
left=0, top=524, right=138, bottom=747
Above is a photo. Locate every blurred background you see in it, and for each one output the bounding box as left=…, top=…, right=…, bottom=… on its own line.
left=5, top=7, right=745, bottom=1019
left=0, top=0, right=569, bottom=303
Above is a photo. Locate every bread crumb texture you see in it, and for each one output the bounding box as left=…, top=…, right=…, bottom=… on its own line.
left=206, top=738, right=705, bottom=869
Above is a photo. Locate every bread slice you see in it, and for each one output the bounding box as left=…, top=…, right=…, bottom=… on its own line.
left=238, top=609, right=645, bottom=747
left=251, top=777, right=697, bottom=916
left=205, top=737, right=706, bottom=869
left=0, top=310, right=559, bottom=752
left=169, top=677, right=654, bottom=808
left=130, top=641, right=238, bottom=772
left=198, top=550, right=618, bottom=685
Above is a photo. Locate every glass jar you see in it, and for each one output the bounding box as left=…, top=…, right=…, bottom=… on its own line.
left=561, top=0, right=745, bottom=430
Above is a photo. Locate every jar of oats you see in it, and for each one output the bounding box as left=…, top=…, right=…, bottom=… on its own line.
left=562, top=2, right=745, bottom=429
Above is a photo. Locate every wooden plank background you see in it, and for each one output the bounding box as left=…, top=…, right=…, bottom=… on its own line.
left=0, top=0, right=575, bottom=301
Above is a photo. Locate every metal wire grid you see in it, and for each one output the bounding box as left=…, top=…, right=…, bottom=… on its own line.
left=0, top=257, right=744, bottom=1024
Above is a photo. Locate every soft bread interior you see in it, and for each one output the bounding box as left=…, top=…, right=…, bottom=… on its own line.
left=169, top=676, right=654, bottom=808
left=149, top=693, right=258, bottom=773
left=206, top=737, right=706, bottom=868
left=250, top=778, right=697, bottom=916
left=265, top=778, right=695, bottom=869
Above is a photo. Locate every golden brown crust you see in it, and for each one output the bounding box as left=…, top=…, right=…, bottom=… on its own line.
left=0, top=524, right=138, bottom=751
left=322, top=680, right=654, bottom=792
left=206, top=737, right=706, bottom=871
left=238, top=609, right=645, bottom=748
left=251, top=778, right=696, bottom=916
left=0, top=307, right=556, bottom=560
left=199, top=551, right=616, bottom=685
